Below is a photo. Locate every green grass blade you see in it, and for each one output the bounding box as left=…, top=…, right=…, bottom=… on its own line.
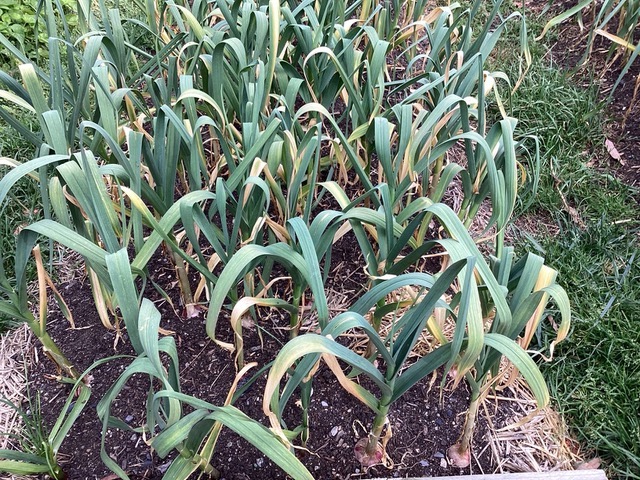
left=538, top=0, right=592, bottom=39
left=0, top=155, right=68, bottom=206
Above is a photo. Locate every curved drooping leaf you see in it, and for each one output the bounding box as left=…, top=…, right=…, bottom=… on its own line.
left=483, top=333, right=550, bottom=407
left=151, top=404, right=314, bottom=480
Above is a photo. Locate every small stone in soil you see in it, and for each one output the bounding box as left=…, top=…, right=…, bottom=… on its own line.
left=420, top=460, right=430, bottom=467
left=440, top=458, right=448, bottom=468
left=321, top=401, right=329, bottom=407
left=433, top=451, right=444, bottom=458
left=330, top=426, right=340, bottom=437
left=256, top=458, right=264, bottom=468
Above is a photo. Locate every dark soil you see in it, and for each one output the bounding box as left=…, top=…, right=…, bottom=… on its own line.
left=30, top=239, right=514, bottom=480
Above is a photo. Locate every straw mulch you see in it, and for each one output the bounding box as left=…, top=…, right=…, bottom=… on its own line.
left=485, top=378, right=589, bottom=473
left=0, top=324, right=32, bottom=449
left=0, top=324, right=34, bottom=480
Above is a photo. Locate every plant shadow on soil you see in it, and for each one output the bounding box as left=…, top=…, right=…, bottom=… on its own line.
left=30, top=234, right=515, bottom=480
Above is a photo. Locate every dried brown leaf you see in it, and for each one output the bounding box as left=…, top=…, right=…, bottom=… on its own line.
left=605, top=139, right=625, bottom=165
left=576, top=457, right=602, bottom=470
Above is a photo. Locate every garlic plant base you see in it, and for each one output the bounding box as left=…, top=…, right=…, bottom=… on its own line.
left=354, top=437, right=384, bottom=467
left=447, top=443, right=471, bottom=468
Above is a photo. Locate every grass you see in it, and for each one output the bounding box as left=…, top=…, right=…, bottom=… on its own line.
left=541, top=221, right=640, bottom=479
left=492, top=14, right=640, bottom=479
left=0, top=113, right=42, bottom=333
left=0, top=391, right=66, bottom=479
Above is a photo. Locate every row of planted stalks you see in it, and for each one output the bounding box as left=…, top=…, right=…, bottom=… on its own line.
left=0, top=0, right=570, bottom=478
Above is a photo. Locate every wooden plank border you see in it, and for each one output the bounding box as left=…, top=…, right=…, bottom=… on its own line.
left=372, top=470, right=607, bottom=480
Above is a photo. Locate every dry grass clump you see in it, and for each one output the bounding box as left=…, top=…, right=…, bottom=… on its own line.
left=0, top=325, right=32, bottom=451
left=0, top=324, right=33, bottom=480
left=485, top=378, right=585, bottom=473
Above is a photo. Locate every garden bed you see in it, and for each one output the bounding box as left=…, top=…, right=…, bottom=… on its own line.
left=30, top=248, right=516, bottom=480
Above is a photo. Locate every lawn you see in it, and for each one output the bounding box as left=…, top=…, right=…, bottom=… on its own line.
left=494, top=5, right=640, bottom=478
